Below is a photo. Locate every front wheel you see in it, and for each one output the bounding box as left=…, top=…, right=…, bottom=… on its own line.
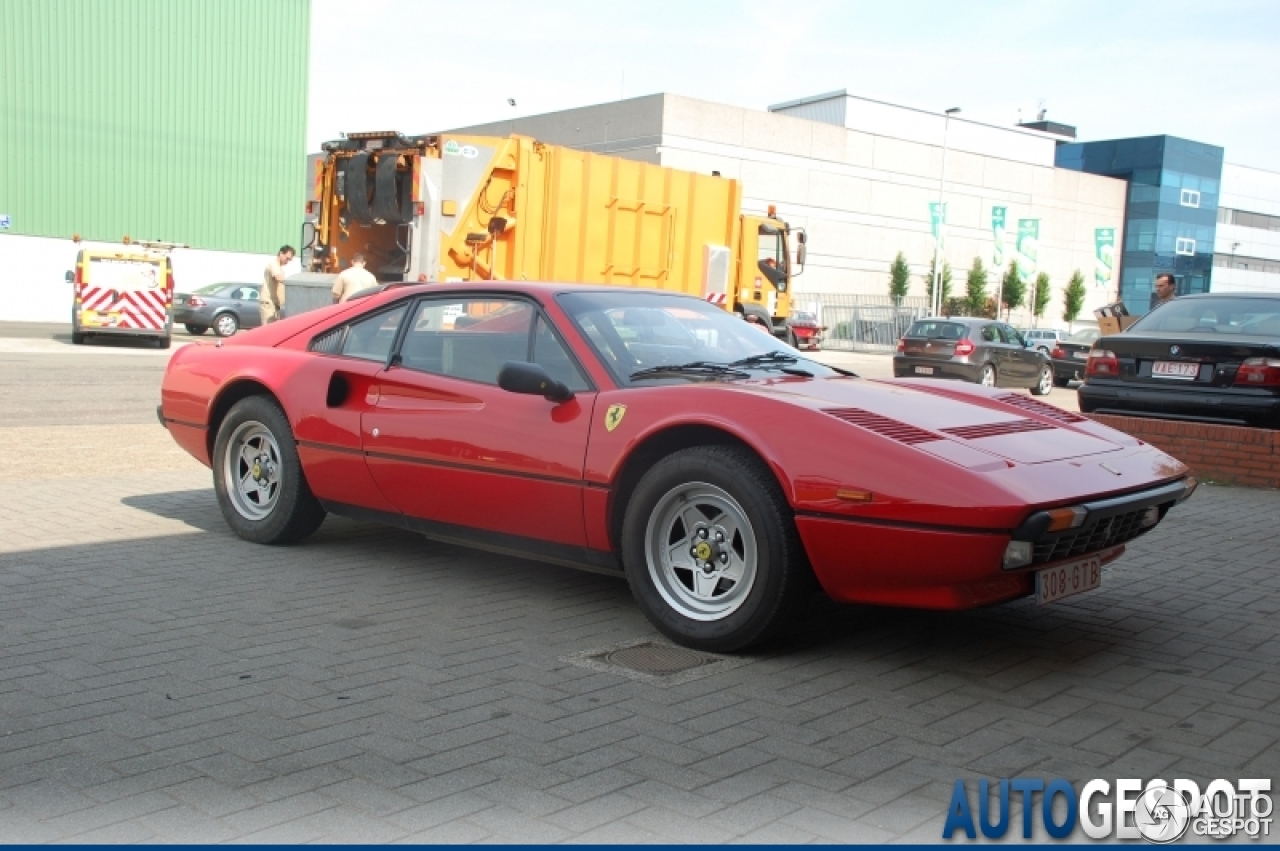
left=1030, top=363, right=1054, bottom=395
left=979, top=364, right=997, bottom=387
left=213, top=396, right=326, bottom=544
left=620, top=445, right=813, bottom=652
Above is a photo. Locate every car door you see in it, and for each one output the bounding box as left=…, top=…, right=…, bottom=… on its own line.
left=362, top=295, right=597, bottom=547
left=976, top=323, right=1008, bottom=382
left=998, top=323, right=1038, bottom=385
left=234, top=286, right=261, bottom=327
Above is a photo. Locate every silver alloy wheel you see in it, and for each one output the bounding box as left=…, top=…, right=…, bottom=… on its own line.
left=980, top=365, right=996, bottom=387
left=644, top=482, right=758, bottom=621
left=1036, top=365, right=1053, bottom=394
left=223, top=420, right=283, bottom=521
left=215, top=313, right=238, bottom=337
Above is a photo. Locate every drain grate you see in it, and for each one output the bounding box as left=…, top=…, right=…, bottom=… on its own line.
left=607, top=643, right=709, bottom=674
left=561, top=637, right=753, bottom=686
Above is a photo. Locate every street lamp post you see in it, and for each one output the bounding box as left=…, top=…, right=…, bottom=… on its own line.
left=931, top=107, right=961, bottom=317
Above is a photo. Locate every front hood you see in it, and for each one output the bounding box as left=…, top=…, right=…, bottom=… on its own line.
left=729, top=374, right=1126, bottom=465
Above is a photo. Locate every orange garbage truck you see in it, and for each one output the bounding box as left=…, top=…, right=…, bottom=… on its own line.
left=298, top=132, right=806, bottom=337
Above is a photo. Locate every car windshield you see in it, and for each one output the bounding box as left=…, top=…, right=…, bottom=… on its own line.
left=1067, top=328, right=1100, bottom=343
left=1129, top=297, right=1280, bottom=337
left=558, top=291, right=843, bottom=385
left=905, top=320, right=966, bottom=340
left=193, top=283, right=234, bottom=295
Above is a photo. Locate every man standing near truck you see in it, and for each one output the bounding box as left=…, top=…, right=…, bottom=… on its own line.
left=260, top=245, right=294, bottom=324
left=332, top=253, right=377, bottom=303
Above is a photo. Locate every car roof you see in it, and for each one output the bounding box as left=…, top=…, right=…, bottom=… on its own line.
left=357, top=280, right=711, bottom=303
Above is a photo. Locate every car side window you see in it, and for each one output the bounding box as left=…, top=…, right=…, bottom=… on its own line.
left=241, top=287, right=259, bottom=301
left=533, top=315, right=590, bottom=392
left=997, top=324, right=1019, bottom=345
left=397, top=298, right=534, bottom=385
left=341, top=304, right=409, bottom=362
left=980, top=324, right=998, bottom=343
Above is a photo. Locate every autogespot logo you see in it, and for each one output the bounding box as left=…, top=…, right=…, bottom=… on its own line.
left=943, top=777, right=1273, bottom=842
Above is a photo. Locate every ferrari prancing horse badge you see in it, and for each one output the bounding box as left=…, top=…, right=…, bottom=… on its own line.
left=605, top=404, right=627, bottom=432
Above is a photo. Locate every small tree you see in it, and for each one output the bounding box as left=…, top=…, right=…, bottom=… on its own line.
left=963, top=257, right=988, bottom=317
left=1033, top=271, right=1051, bottom=319
left=1063, top=269, right=1087, bottom=328
left=1000, top=261, right=1026, bottom=321
left=888, top=252, right=911, bottom=303
left=924, top=258, right=953, bottom=310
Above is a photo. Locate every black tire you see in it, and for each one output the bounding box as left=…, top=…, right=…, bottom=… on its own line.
left=185, top=324, right=208, bottom=336
left=620, top=445, right=814, bottom=653
left=213, top=312, right=240, bottom=338
left=1053, top=375, right=1071, bottom=388
left=212, top=396, right=326, bottom=545
left=155, top=334, right=171, bottom=350
left=1030, top=363, right=1054, bottom=396
left=786, top=329, right=798, bottom=349
left=978, top=363, right=997, bottom=387
left=71, top=331, right=85, bottom=345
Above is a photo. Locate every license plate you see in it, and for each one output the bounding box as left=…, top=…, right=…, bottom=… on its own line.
left=1036, top=555, right=1102, bottom=605
left=1152, top=361, right=1198, bottom=379
left=914, top=366, right=935, bottom=375
left=1072, top=351, right=1089, bottom=360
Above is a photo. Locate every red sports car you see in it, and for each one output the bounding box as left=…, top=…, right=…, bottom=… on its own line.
left=159, top=282, right=1196, bottom=651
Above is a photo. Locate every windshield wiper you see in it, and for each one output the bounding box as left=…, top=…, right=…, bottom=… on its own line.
left=730, top=351, right=799, bottom=368
left=630, top=362, right=752, bottom=381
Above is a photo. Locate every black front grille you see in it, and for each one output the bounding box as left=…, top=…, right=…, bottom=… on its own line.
left=1033, top=506, right=1153, bottom=564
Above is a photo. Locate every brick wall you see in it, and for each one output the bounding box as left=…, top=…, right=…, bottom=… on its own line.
left=1089, top=414, right=1280, bottom=489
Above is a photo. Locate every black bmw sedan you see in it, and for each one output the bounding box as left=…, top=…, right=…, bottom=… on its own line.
left=1078, top=293, right=1280, bottom=428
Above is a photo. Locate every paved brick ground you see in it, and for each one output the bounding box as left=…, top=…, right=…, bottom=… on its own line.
left=0, top=340, right=1276, bottom=842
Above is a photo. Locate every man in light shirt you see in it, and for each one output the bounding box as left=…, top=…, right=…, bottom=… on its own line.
left=333, top=253, right=378, bottom=303
left=260, top=245, right=294, bottom=324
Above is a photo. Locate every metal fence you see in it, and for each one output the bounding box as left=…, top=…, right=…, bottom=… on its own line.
left=794, top=293, right=932, bottom=352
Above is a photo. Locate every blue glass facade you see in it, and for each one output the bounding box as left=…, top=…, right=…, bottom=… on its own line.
left=1056, top=136, right=1224, bottom=314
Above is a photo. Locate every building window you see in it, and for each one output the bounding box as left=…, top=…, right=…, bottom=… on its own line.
left=1175, top=237, right=1196, bottom=256
left=1180, top=188, right=1200, bottom=208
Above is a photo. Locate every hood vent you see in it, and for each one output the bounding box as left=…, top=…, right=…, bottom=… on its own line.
left=994, top=394, right=1088, bottom=424
left=942, top=419, right=1055, bottom=440
left=824, top=408, right=943, bottom=445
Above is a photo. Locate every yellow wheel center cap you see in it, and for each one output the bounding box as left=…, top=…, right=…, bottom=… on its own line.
left=252, top=463, right=262, bottom=479
left=694, top=541, right=713, bottom=561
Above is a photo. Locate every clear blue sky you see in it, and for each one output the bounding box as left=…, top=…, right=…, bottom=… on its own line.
left=310, top=0, right=1280, bottom=169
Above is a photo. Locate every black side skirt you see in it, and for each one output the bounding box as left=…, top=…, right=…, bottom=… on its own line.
left=319, top=500, right=623, bottom=577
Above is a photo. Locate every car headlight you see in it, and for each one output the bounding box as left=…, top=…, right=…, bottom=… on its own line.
left=1003, top=541, right=1033, bottom=570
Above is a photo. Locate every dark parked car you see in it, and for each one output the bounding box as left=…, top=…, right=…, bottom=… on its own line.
left=894, top=317, right=1054, bottom=394
left=1078, top=293, right=1280, bottom=428
left=173, top=283, right=262, bottom=337
left=1049, top=327, right=1101, bottom=386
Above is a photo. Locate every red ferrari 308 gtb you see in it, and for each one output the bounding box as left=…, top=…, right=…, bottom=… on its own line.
left=159, top=282, right=1195, bottom=651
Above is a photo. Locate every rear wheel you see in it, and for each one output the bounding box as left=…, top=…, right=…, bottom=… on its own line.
left=185, top=324, right=208, bottom=336
left=213, top=313, right=240, bottom=337
left=154, top=334, right=171, bottom=349
left=979, top=364, right=997, bottom=387
left=1030, top=363, right=1054, bottom=395
left=213, top=396, right=326, bottom=544
left=71, top=331, right=85, bottom=345
left=621, top=445, right=813, bottom=652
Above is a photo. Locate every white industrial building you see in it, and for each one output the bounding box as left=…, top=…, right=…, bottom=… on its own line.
left=1213, top=162, right=1280, bottom=294
left=452, top=90, right=1130, bottom=328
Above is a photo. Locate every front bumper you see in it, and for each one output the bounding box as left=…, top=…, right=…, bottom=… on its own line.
left=797, top=477, right=1195, bottom=609
left=1079, top=381, right=1280, bottom=428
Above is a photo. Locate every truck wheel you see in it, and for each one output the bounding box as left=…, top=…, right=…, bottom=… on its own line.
left=213, top=396, right=326, bottom=545
left=71, top=331, right=85, bottom=345
left=786, top=329, right=798, bottom=348
left=621, top=445, right=813, bottom=653
left=185, top=324, right=208, bottom=336
left=155, top=335, right=171, bottom=349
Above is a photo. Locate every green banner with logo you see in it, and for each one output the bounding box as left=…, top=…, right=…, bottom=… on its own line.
left=1094, top=227, right=1116, bottom=288
left=991, top=207, right=1007, bottom=268
left=929, top=202, right=947, bottom=251
left=1016, top=219, right=1039, bottom=283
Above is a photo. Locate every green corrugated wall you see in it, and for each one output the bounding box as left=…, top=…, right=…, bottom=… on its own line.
left=0, top=0, right=309, bottom=253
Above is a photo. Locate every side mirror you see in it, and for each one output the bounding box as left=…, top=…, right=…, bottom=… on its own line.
left=796, top=243, right=807, bottom=266
left=65, top=270, right=74, bottom=283
left=498, top=361, right=574, bottom=403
